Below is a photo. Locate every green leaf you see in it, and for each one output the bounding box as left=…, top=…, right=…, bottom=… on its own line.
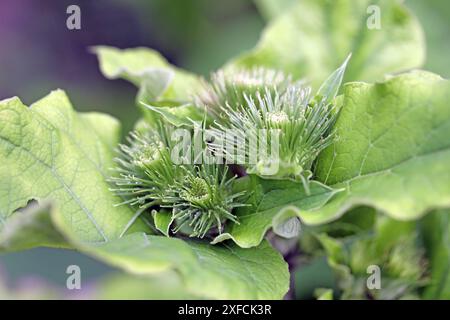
left=300, top=71, right=450, bottom=224
left=81, top=113, right=122, bottom=150
left=421, top=209, right=450, bottom=299
left=347, top=216, right=418, bottom=276
left=211, top=175, right=342, bottom=248
left=230, top=0, right=425, bottom=89
left=92, top=46, right=202, bottom=103
left=152, top=210, right=173, bottom=237
left=141, top=101, right=206, bottom=127
left=84, top=233, right=289, bottom=299
left=0, top=91, right=148, bottom=242
left=0, top=202, right=69, bottom=252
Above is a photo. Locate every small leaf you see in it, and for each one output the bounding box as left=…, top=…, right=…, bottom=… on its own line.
left=92, top=46, right=202, bottom=103
left=315, top=233, right=348, bottom=265
left=152, top=210, right=173, bottom=237
left=212, top=175, right=342, bottom=248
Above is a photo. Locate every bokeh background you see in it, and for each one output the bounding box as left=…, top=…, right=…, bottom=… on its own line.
left=0, top=0, right=449, bottom=298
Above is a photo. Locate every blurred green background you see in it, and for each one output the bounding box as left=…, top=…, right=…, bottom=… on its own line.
left=0, top=0, right=449, bottom=297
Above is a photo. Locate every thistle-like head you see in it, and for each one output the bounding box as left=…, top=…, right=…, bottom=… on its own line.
left=210, top=84, right=336, bottom=187
left=180, top=176, right=212, bottom=204
left=109, top=127, right=176, bottom=209
left=195, top=67, right=296, bottom=122
left=110, top=124, right=246, bottom=239
left=167, top=165, right=245, bottom=238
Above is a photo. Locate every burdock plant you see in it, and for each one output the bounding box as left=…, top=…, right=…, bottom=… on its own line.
left=110, top=57, right=350, bottom=238
left=0, top=0, right=443, bottom=301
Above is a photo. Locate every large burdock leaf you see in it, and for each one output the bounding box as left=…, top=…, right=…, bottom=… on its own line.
left=302, top=71, right=450, bottom=224
left=0, top=203, right=289, bottom=299
left=0, top=269, right=200, bottom=299
left=212, top=176, right=342, bottom=248
left=0, top=91, right=148, bottom=242
left=230, top=0, right=425, bottom=88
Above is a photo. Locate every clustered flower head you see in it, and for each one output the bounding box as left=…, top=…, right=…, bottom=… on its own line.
left=111, top=60, right=346, bottom=239
left=110, top=123, right=246, bottom=238
left=200, top=66, right=342, bottom=192
left=210, top=85, right=337, bottom=184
